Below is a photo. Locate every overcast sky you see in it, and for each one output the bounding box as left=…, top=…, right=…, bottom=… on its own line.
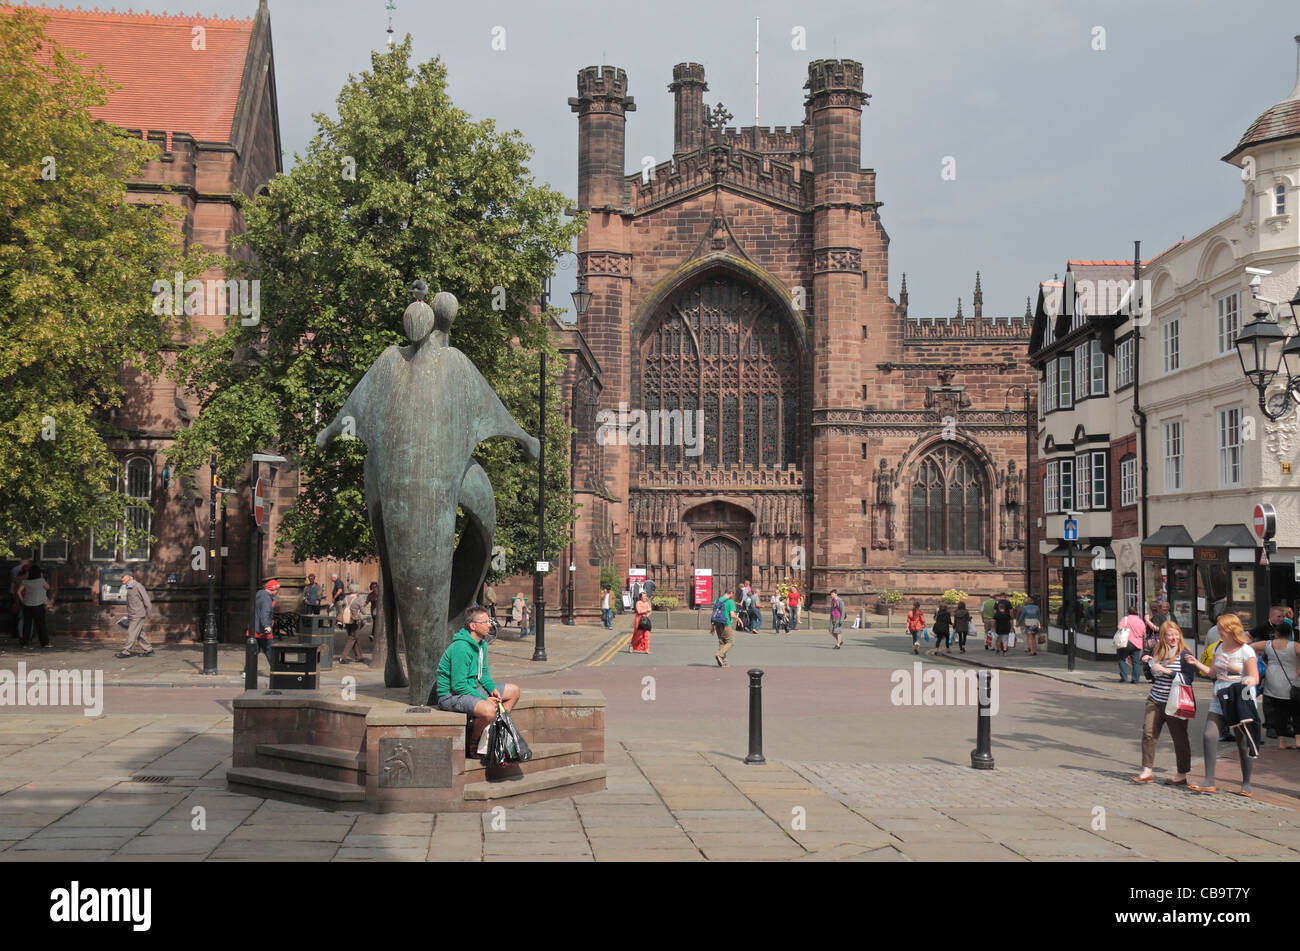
left=47, top=0, right=1300, bottom=319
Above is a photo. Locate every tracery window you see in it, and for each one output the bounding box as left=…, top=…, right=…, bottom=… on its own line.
left=640, top=276, right=802, bottom=469
left=910, top=445, right=986, bottom=555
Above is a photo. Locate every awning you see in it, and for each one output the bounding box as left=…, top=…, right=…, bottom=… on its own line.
left=1044, top=543, right=1115, bottom=568
left=1194, top=524, right=1257, bottom=548
left=1142, top=525, right=1195, bottom=547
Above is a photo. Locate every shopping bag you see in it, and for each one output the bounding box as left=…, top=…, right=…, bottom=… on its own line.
left=1008, top=631, right=1016, bottom=649
left=922, top=627, right=930, bottom=642
left=1165, top=681, right=1197, bottom=719
left=483, top=703, right=532, bottom=766
left=476, top=721, right=494, bottom=758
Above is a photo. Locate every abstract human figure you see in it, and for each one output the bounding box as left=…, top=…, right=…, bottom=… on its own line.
left=382, top=741, right=414, bottom=785
left=317, top=281, right=540, bottom=704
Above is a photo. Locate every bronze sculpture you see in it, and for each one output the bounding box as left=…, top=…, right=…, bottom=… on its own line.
left=317, top=282, right=540, bottom=704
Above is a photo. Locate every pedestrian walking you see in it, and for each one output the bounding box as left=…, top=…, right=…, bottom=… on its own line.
left=749, top=587, right=763, bottom=632
left=9, top=557, right=31, bottom=642
left=771, top=592, right=787, bottom=634
left=1116, top=610, right=1146, bottom=684
left=828, top=589, right=844, bottom=648
left=522, top=597, right=534, bottom=638
left=993, top=594, right=1014, bottom=654
left=1018, top=596, right=1042, bottom=655
left=1259, top=621, right=1299, bottom=750
left=981, top=595, right=997, bottom=650
left=303, top=573, right=323, bottom=614
left=338, top=584, right=366, bottom=663
left=1142, top=600, right=1167, bottom=681
left=18, top=564, right=52, bottom=649
left=933, top=601, right=952, bottom=654
left=116, top=571, right=154, bottom=658
left=483, top=583, right=497, bottom=620
left=601, top=587, right=614, bottom=629
left=631, top=591, right=651, bottom=653
left=787, top=584, right=801, bottom=629
left=245, top=578, right=279, bottom=672
left=952, top=600, right=972, bottom=653
left=711, top=587, right=738, bottom=667
left=509, top=592, right=523, bottom=629
left=1132, top=621, right=1209, bottom=785
left=906, top=601, right=925, bottom=655
left=1190, top=613, right=1261, bottom=796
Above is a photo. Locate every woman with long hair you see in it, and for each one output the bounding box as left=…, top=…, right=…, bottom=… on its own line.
left=1132, top=621, right=1210, bottom=785
left=1190, top=613, right=1261, bottom=796
left=1260, top=618, right=1300, bottom=750
left=906, top=600, right=925, bottom=656
left=630, top=591, right=652, bottom=654
left=952, top=601, right=972, bottom=654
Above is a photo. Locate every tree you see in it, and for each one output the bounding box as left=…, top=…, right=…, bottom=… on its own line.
left=169, top=39, right=582, bottom=579
left=0, top=9, right=202, bottom=555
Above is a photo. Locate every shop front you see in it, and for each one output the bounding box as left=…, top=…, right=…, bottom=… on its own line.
left=1141, top=526, right=1196, bottom=645
left=1194, top=524, right=1265, bottom=639
left=1041, top=542, right=1116, bottom=659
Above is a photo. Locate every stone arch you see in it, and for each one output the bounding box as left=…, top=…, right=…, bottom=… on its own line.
left=1150, top=269, right=1175, bottom=307
left=902, top=440, right=991, bottom=557
left=1196, top=238, right=1237, bottom=283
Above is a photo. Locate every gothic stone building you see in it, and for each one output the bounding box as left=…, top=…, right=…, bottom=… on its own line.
left=557, top=59, right=1037, bottom=615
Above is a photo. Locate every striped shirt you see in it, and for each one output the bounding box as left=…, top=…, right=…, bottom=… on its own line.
left=1148, top=652, right=1194, bottom=704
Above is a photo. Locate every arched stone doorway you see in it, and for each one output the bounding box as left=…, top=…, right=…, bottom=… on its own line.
left=685, top=501, right=753, bottom=602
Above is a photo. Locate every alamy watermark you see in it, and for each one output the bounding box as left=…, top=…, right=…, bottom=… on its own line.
left=890, top=663, right=999, bottom=716
left=595, top=402, right=705, bottom=457
left=0, top=664, right=104, bottom=716
left=49, top=881, right=150, bottom=931
left=151, top=272, right=261, bottom=325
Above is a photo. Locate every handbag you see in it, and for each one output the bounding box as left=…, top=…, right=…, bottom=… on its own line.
left=1164, top=655, right=1197, bottom=719
left=1113, top=627, right=1130, bottom=649
left=1037, top=632, right=1047, bottom=645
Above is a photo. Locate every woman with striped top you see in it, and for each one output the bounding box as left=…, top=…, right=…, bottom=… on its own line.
left=1132, top=621, right=1211, bottom=786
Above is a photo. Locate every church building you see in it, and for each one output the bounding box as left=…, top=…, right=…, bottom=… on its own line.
left=557, top=59, right=1038, bottom=614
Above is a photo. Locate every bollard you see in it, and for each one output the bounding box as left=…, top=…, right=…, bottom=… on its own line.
left=745, top=668, right=766, bottom=765
left=970, top=669, right=995, bottom=769
left=244, top=636, right=258, bottom=691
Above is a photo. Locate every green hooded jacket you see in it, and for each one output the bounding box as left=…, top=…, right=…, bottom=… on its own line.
left=435, top=628, right=496, bottom=700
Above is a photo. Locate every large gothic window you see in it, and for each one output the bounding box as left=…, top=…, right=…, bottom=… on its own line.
left=640, top=276, right=802, bottom=469
left=910, top=445, right=986, bottom=555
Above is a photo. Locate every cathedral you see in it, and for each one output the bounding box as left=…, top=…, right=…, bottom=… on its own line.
left=555, top=59, right=1037, bottom=615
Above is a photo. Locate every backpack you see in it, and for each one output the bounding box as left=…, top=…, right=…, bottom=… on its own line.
left=710, top=598, right=728, bottom=625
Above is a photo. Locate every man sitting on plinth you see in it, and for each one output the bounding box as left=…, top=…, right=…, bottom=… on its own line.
left=435, top=607, right=520, bottom=744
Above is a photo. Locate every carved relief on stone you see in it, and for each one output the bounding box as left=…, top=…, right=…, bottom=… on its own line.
left=582, top=252, right=632, bottom=277
left=871, top=458, right=897, bottom=550
left=813, top=247, right=863, bottom=273
left=1265, top=414, right=1299, bottom=462
left=996, top=460, right=1023, bottom=550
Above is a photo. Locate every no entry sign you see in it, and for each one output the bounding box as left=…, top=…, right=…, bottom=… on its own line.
left=253, top=477, right=266, bottom=527
left=1253, top=502, right=1277, bottom=541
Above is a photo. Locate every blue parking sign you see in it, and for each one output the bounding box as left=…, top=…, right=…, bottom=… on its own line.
left=1064, top=518, right=1078, bottom=541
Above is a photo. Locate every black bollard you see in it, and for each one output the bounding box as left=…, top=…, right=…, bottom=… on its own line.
left=970, top=669, right=995, bottom=769
left=244, top=636, right=258, bottom=691
left=745, top=668, right=766, bottom=765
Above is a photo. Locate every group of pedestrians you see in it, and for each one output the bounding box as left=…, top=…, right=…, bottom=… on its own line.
left=904, top=593, right=1040, bottom=657
left=8, top=558, right=55, bottom=649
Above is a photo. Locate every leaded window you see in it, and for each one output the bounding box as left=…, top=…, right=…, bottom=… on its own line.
left=641, top=277, right=802, bottom=469
left=909, top=445, right=986, bottom=555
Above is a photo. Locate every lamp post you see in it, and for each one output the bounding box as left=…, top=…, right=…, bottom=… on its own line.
left=1235, top=279, right=1300, bottom=420
left=535, top=266, right=593, bottom=659
left=1003, top=384, right=1033, bottom=607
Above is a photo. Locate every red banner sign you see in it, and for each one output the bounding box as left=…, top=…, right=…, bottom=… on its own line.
left=693, top=570, right=713, bottom=606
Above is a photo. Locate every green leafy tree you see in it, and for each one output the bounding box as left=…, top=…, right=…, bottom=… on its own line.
left=0, top=9, right=204, bottom=555
left=169, top=39, right=583, bottom=575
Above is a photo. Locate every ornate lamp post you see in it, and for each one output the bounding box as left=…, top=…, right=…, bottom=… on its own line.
left=1235, top=280, right=1300, bottom=419
left=535, top=266, right=593, bottom=659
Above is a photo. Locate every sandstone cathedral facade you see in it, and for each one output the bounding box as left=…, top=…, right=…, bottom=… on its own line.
left=556, top=59, right=1037, bottom=614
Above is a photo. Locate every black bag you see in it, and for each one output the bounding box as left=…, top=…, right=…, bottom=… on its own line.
left=481, top=704, right=532, bottom=767
left=638, top=614, right=652, bottom=632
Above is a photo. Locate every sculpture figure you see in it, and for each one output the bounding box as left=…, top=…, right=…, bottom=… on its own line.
left=317, top=282, right=540, bottom=704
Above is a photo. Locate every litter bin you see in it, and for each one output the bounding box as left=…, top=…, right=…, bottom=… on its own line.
left=298, top=613, right=335, bottom=669
left=270, top=639, right=319, bottom=690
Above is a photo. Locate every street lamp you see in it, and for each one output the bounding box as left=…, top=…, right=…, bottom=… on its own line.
left=1235, top=281, right=1300, bottom=420
left=1003, top=384, right=1033, bottom=607
left=534, top=263, right=594, bottom=659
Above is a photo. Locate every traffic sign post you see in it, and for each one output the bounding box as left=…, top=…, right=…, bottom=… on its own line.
left=1062, top=515, right=1078, bottom=672
left=1252, top=501, right=1278, bottom=636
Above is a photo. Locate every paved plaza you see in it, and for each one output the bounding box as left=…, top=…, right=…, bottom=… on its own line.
left=1, top=616, right=1298, bottom=861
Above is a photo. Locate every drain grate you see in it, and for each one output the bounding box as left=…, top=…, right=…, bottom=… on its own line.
left=129, top=775, right=173, bottom=784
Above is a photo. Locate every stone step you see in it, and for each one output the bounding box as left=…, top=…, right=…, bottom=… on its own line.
left=227, top=766, right=366, bottom=802
left=255, top=743, right=364, bottom=783
left=464, top=742, right=582, bottom=777
left=463, top=763, right=606, bottom=802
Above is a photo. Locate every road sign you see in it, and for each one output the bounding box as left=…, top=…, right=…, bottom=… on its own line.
left=1063, top=518, right=1078, bottom=541
left=253, top=477, right=265, bottom=527
left=535, top=560, right=550, bottom=573
left=1254, top=502, right=1277, bottom=540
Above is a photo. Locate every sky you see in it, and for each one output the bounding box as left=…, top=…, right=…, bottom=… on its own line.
left=34, top=0, right=1300, bottom=319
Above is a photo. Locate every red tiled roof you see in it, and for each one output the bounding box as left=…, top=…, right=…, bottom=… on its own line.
left=3, top=3, right=255, bottom=142
left=1066, top=259, right=1148, bottom=267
